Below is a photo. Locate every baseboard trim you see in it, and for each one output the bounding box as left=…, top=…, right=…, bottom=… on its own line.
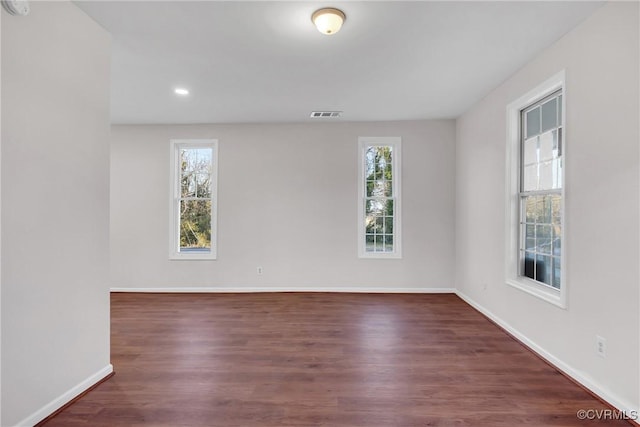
left=455, top=291, right=639, bottom=425
left=16, top=364, right=114, bottom=427
left=110, top=286, right=456, bottom=294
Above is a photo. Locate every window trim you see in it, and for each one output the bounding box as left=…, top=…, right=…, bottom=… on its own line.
left=169, top=139, right=218, bottom=260
left=505, top=71, right=567, bottom=308
left=357, top=137, right=402, bottom=259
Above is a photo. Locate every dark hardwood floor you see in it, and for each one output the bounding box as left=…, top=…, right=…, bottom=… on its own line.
left=42, top=293, right=626, bottom=426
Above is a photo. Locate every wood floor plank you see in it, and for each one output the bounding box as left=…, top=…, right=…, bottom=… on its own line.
left=41, top=293, right=628, bottom=426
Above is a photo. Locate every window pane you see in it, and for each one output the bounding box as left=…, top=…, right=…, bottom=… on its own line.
left=364, top=234, right=375, bottom=252
left=540, top=196, right=552, bottom=223
left=385, top=217, right=393, bottom=234
left=536, top=224, right=552, bottom=254
left=558, top=95, right=563, bottom=124
left=195, top=173, right=211, bottom=197
left=539, top=161, right=553, bottom=190
left=525, top=196, right=537, bottom=223
left=365, top=234, right=374, bottom=252
left=552, top=158, right=562, bottom=189
left=367, top=180, right=392, bottom=197
left=384, top=199, right=394, bottom=216
left=180, top=149, right=196, bottom=174
left=179, top=200, right=212, bottom=250
left=523, top=165, right=538, bottom=191
left=523, top=252, right=536, bottom=279
left=384, top=181, right=392, bottom=197
left=539, top=131, right=554, bottom=162
left=365, top=217, right=376, bottom=234
left=376, top=216, right=384, bottom=233
left=524, top=137, right=538, bottom=165
left=385, top=159, right=393, bottom=180
left=524, top=223, right=535, bottom=251
left=365, top=199, right=380, bottom=215
left=181, top=173, right=196, bottom=197
left=537, top=254, right=552, bottom=286
left=367, top=146, right=393, bottom=180
left=541, top=98, right=557, bottom=132
left=181, top=148, right=212, bottom=191
left=525, top=236, right=536, bottom=251
left=365, top=148, right=376, bottom=178
left=552, top=257, right=561, bottom=289
left=553, top=224, right=562, bottom=256
left=526, top=107, right=540, bottom=138
left=551, top=195, right=562, bottom=225
left=537, top=236, right=552, bottom=254
left=384, top=235, right=394, bottom=252
left=366, top=181, right=375, bottom=197
left=194, top=148, right=212, bottom=173
left=376, top=156, right=385, bottom=180
left=525, top=224, right=535, bottom=237
left=375, top=235, right=385, bottom=252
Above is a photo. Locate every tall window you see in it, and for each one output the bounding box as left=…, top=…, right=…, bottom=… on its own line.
left=358, top=137, right=402, bottom=258
left=169, top=139, right=218, bottom=260
left=506, top=71, right=565, bottom=307
left=520, top=91, right=563, bottom=288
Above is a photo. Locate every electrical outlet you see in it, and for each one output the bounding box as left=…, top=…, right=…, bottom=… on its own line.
left=596, top=335, right=606, bottom=358
left=257, top=266, right=263, bottom=275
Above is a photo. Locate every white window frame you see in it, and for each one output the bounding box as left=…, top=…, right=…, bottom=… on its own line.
left=358, top=137, right=402, bottom=259
left=505, top=71, right=566, bottom=308
left=169, top=139, right=218, bottom=260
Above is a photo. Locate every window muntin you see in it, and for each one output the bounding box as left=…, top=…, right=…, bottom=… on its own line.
left=358, top=137, right=401, bottom=258
left=170, top=139, right=217, bottom=260
left=519, top=91, right=563, bottom=289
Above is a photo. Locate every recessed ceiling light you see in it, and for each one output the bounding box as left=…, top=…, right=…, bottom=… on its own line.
left=174, top=88, right=189, bottom=96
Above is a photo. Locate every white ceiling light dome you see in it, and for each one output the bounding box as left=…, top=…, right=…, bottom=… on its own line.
left=312, top=8, right=346, bottom=35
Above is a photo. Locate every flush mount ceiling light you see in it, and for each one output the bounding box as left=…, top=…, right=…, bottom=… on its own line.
left=174, top=88, right=189, bottom=96
left=2, top=0, right=30, bottom=16
left=312, top=8, right=346, bottom=35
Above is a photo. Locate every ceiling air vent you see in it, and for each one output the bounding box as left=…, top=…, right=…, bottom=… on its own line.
left=310, top=111, right=342, bottom=118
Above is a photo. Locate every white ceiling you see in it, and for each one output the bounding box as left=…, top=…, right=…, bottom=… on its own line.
left=75, top=1, right=603, bottom=124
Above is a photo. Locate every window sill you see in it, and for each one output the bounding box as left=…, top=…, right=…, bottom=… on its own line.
left=358, top=252, right=402, bottom=259
left=170, top=253, right=217, bottom=261
left=506, top=277, right=566, bottom=309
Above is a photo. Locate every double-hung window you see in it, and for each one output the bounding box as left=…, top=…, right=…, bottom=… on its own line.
left=506, top=72, right=565, bottom=307
left=169, top=139, right=218, bottom=260
left=358, top=137, right=402, bottom=258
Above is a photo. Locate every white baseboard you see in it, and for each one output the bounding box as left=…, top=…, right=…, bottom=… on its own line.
left=456, top=290, right=639, bottom=424
left=14, top=364, right=113, bottom=427
left=110, top=286, right=456, bottom=294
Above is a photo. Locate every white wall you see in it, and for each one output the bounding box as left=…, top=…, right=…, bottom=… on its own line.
left=455, top=1, right=639, bottom=413
left=1, top=2, right=112, bottom=425
left=111, top=120, right=455, bottom=291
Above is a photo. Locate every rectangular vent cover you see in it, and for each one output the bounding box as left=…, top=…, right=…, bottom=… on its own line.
left=310, top=111, right=342, bottom=118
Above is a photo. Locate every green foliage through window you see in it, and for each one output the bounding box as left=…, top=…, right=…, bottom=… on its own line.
left=179, top=148, right=213, bottom=251
left=364, top=146, right=394, bottom=253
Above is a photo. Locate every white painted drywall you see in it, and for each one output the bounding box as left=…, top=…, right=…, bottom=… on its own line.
left=1, top=2, right=111, bottom=425
left=110, top=120, right=455, bottom=291
left=455, top=1, right=639, bottom=412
